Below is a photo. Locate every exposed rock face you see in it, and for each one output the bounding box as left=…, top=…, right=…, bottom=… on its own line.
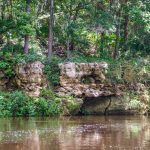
left=15, top=61, right=47, bottom=97
left=81, top=96, right=130, bottom=115
left=81, top=93, right=149, bottom=115
left=57, top=62, right=149, bottom=115
left=58, top=62, right=124, bottom=97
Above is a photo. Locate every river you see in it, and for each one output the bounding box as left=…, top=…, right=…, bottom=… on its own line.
left=0, top=116, right=150, bottom=150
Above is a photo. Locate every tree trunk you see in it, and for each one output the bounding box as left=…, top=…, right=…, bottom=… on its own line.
left=67, top=35, right=71, bottom=60
left=124, top=15, right=129, bottom=42
left=23, top=35, right=29, bottom=54
left=1, top=1, right=5, bottom=20
left=23, top=0, right=31, bottom=54
left=48, top=0, right=54, bottom=62
left=109, top=0, right=113, bottom=11
left=100, top=32, right=105, bottom=52
left=70, top=41, right=74, bottom=51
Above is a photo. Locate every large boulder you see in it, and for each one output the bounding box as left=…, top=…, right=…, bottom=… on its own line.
left=15, top=61, right=47, bottom=97
left=81, top=94, right=149, bottom=115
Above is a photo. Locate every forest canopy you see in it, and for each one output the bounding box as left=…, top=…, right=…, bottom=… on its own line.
left=0, top=0, right=150, bottom=61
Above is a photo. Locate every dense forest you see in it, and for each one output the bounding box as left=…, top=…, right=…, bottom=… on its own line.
left=1, top=0, right=150, bottom=58
left=0, top=0, right=150, bottom=117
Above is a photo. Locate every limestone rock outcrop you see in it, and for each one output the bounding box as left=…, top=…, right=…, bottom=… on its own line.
left=15, top=61, right=47, bottom=97
left=57, top=62, right=124, bottom=97
left=57, top=62, right=149, bottom=115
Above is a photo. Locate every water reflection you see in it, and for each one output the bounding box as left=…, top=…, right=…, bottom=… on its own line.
left=0, top=116, right=150, bottom=150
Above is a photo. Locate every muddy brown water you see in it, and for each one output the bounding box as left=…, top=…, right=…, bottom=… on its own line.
left=0, top=116, right=150, bottom=150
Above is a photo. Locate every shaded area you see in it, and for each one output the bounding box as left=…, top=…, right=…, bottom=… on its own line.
left=80, top=96, right=131, bottom=115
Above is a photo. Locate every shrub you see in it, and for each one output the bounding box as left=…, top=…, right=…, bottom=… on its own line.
left=40, top=88, right=56, bottom=99
left=47, top=97, right=62, bottom=116
left=61, top=96, right=81, bottom=115
left=0, top=89, right=80, bottom=117
left=44, top=56, right=64, bottom=86
left=34, top=98, right=50, bottom=116
left=0, top=52, right=16, bottom=78
left=0, top=48, right=43, bottom=82
left=8, top=91, right=30, bottom=116
left=0, top=92, right=12, bottom=117
left=125, top=94, right=141, bottom=110
left=16, top=50, right=43, bottom=64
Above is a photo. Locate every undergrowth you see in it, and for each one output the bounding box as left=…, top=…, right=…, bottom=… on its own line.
left=0, top=89, right=80, bottom=117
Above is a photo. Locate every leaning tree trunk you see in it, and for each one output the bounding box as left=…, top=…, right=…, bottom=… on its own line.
left=48, top=0, right=54, bottom=62
left=23, top=0, right=31, bottom=54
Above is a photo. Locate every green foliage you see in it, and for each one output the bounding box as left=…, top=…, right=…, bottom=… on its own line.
left=62, top=96, right=81, bottom=115
left=8, top=91, right=31, bottom=116
left=1, top=0, right=150, bottom=118
left=69, top=49, right=115, bottom=63
left=0, top=89, right=80, bottom=117
left=38, top=89, right=62, bottom=116
left=44, top=56, right=64, bottom=86
left=0, top=90, right=57, bottom=117
left=40, top=89, right=56, bottom=99
left=16, top=50, right=42, bottom=64
left=106, top=56, right=150, bottom=84
left=107, top=61, right=123, bottom=83
left=0, top=91, right=34, bottom=117
left=0, top=52, right=16, bottom=78
left=1, top=0, right=150, bottom=57
left=35, top=98, right=51, bottom=116
left=124, top=93, right=142, bottom=110
left=0, top=92, right=12, bottom=117
left=0, top=46, right=42, bottom=80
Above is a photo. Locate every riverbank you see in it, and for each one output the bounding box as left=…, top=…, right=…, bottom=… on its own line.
left=1, top=50, right=150, bottom=117
left=0, top=89, right=150, bottom=117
